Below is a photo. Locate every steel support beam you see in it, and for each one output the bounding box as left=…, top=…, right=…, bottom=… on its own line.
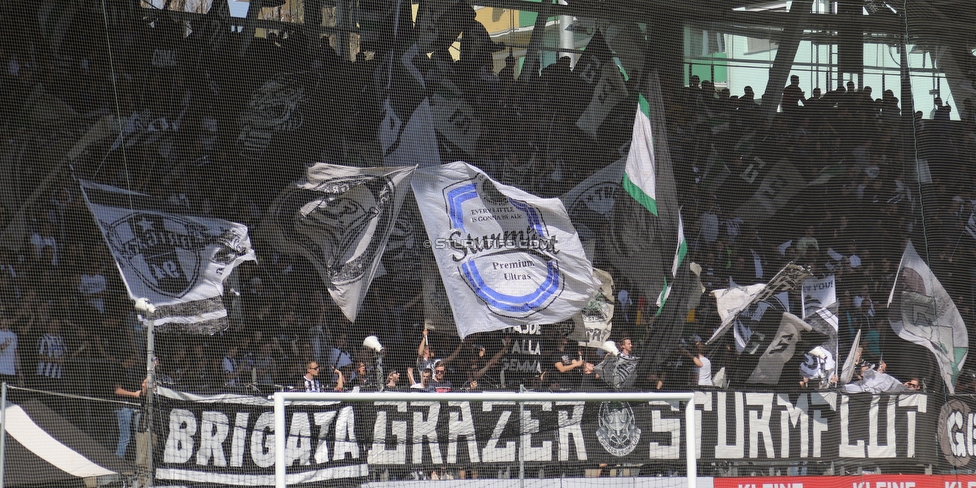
left=760, top=0, right=813, bottom=122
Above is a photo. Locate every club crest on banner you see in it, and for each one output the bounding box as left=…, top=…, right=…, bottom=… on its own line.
left=238, top=72, right=310, bottom=160
left=81, top=180, right=255, bottom=333
left=596, top=402, right=641, bottom=457
left=443, top=174, right=562, bottom=318
left=263, top=164, right=415, bottom=322
left=103, top=213, right=209, bottom=298
left=277, top=175, right=396, bottom=287
left=939, top=398, right=974, bottom=467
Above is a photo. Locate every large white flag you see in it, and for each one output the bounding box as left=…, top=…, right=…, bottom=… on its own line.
left=80, top=180, right=255, bottom=334
left=262, top=163, right=415, bottom=322
left=887, top=240, right=968, bottom=394
left=412, top=162, right=596, bottom=338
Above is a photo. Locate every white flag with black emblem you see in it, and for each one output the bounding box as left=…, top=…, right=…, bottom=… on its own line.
left=888, top=240, right=968, bottom=394
left=80, top=180, right=255, bottom=334
left=412, top=162, right=596, bottom=338
left=262, top=163, right=416, bottom=322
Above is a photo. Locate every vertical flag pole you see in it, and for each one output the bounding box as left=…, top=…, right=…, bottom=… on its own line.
left=136, top=298, right=156, bottom=487
left=0, top=381, right=7, bottom=488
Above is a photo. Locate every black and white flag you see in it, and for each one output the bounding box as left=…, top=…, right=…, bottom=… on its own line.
left=575, top=30, right=628, bottom=139
left=80, top=180, right=255, bottom=334
left=888, top=240, right=968, bottom=394
left=375, top=0, right=441, bottom=168
left=747, top=312, right=812, bottom=385
left=801, top=274, right=840, bottom=382
left=707, top=263, right=811, bottom=345
left=431, top=78, right=482, bottom=157
left=262, top=163, right=415, bottom=322
left=733, top=160, right=807, bottom=225
left=412, top=162, right=596, bottom=338
left=570, top=268, right=615, bottom=347
left=802, top=274, right=838, bottom=320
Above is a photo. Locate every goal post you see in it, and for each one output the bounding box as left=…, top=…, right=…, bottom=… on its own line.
left=273, top=391, right=697, bottom=488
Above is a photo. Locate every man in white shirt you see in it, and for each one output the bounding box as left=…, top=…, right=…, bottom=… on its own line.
left=0, top=312, right=21, bottom=386
left=222, top=344, right=242, bottom=387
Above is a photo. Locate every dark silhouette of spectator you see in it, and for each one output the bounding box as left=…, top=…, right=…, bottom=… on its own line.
left=782, top=74, right=806, bottom=115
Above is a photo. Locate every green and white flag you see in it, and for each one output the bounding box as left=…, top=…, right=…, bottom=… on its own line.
left=657, top=209, right=687, bottom=309
left=603, top=71, right=680, bottom=317
left=622, top=95, right=658, bottom=216
left=671, top=211, right=688, bottom=277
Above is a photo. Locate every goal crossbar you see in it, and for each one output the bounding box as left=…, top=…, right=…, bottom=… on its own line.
left=273, top=391, right=697, bottom=488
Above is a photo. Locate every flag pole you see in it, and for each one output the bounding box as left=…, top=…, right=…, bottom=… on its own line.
left=135, top=298, right=156, bottom=487
left=0, top=381, right=7, bottom=488
left=948, top=226, right=967, bottom=261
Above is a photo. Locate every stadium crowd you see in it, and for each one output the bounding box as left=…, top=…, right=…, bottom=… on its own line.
left=2, top=0, right=976, bottom=460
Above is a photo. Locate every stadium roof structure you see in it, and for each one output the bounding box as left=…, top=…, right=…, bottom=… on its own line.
left=136, top=0, right=976, bottom=54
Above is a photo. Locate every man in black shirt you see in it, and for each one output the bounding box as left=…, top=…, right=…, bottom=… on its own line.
left=547, top=338, right=584, bottom=391
left=384, top=370, right=402, bottom=391
left=430, top=363, right=452, bottom=392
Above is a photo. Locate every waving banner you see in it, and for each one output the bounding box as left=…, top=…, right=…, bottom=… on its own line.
left=412, top=162, right=596, bottom=338
left=262, top=163, right=415, bottom=322
left=707, top=263, right=811, bottom=345
left=888, top=240, right=968, bottom=394
left=80, top=180, right=255, bottom=334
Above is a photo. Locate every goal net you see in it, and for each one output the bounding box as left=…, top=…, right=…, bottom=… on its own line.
left=271, top=390, right=697, bottom=488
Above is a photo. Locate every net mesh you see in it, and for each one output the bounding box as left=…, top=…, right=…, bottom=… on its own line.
left=0, top=0, right=975, bottom=486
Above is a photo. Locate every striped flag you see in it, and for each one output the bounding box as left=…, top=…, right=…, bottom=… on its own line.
left=604, top=71, right=689, bottom=379
left=603, top=72, right=680, bottom=304
left=672, top=211, right=688, bottom=277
